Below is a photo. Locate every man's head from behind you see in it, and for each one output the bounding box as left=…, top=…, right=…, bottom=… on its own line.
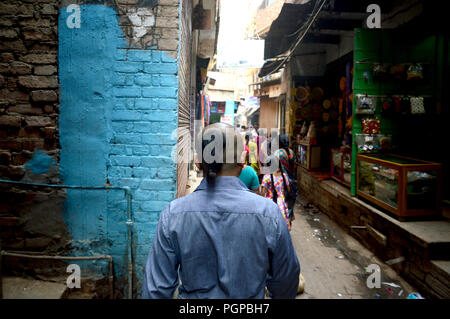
left=195, top=123, right=245, bottom=181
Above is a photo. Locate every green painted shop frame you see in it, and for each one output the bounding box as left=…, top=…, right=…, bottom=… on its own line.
left=351, top=28, right=447, bottom=217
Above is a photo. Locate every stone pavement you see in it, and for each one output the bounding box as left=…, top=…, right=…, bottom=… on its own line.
left=291, top=197, right=418, bottom=299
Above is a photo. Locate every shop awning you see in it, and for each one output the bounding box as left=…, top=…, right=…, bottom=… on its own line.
left=264, top=1, right=315, bottom=60
left=258, top=59, right=285, bottom=77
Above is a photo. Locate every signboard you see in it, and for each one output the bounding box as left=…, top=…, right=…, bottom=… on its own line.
left=220, top=114, right=234, bottom=126
left=217, top=103, right=225, bottom=113
left=210, top=104, right=218, bottom=113
left=244, top=96, right=259, bottom=108
left=269, top=84, right=281, bottom=98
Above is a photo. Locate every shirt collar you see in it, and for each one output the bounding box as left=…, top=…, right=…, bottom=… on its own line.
left=195, top=176, right=249, bottom=192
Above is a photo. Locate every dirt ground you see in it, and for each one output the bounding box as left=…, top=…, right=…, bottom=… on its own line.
left=291, top=197, right=417, bottom=299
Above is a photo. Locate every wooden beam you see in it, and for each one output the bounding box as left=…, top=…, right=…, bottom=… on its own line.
left=319, top=11, right=367, bottom=20
left=310, top=29, right=355, bottom=37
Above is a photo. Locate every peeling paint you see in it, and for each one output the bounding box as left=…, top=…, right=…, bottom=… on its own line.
left=26, top=149, right=56, bottom=175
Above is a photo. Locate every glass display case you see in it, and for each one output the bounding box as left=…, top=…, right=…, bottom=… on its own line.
left=298, top=142, right=321, bottom=170
left=331, top=147, right=352, bottom=187
left=357, top=154, right=442, bottom=219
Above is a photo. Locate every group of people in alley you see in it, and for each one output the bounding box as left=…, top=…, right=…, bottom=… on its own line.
left=142, top=123, right=303, bottom=299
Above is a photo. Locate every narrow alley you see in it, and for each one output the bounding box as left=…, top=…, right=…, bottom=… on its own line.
left=0, top=0, right=449, bottom=303
left=290, top=198, right=415, bottom=299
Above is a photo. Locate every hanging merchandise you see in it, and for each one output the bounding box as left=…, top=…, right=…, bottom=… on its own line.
left=356, top=94, right=376, bottom=114
left=372, top=63, right=390, bottom=79
left=407, top=64, right=424, bottom=81
left=331, top=97, right=338, bottom=108
left=410, top=96, right=425, bottom=114
left=329, top=110, right=338, bottom=121
left=306, top=121, right=318, bottom=144
left=394, top=96, right=402, bottom=113
left=312, top=103, right=323, bottom=120
left=361, top=117, right=381, bottom=135
left=300, top=121, right=309, bottom=139
left=381, top=97, right=394, bottom=116
left=379, top=135, right=391, bottom=150
left=296, top=86, right=309, bottom=101
left=338, top=98, right=343, bottom=114
left=311, top=87, right=324, bottom=101
left=363, top=71, right=371, bottom=84
left=290, top=87, right=297, bottom=97
left=338, top=118, right=343, bottom=137
left=390, top=64, right=407, bottom=80
left=323, top=99, right=331, bottom=110
left=322, top=112, right=330, bottom=122
left=339, top=77, right=346, bottom=92
left=299, top=105, right=312, bottom=121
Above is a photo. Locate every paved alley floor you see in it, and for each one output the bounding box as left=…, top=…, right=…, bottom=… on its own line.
left=291, top=197, right=418, bottom=299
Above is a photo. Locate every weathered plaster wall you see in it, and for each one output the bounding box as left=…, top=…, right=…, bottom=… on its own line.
left=58, top=1, right=180, bottom=296
left=0, top=0, right=69, bottom=266
left=0, top=0, right=181, bottom=297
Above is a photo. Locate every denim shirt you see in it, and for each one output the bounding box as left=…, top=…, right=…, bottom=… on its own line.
left=141, top=176, right=300, bottom=299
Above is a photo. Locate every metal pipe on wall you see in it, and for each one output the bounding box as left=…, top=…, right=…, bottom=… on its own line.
left=0, top=179, right=134, bottom=299
left=0, top=251, right=114, bottom=299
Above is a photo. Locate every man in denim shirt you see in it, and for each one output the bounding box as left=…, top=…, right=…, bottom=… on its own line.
left=142, top=123, right=300, bottom=299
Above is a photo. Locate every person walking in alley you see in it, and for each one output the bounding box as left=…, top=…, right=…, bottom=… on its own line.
left=141, top=123, right=300, bottom=299
left=274, top=134, right=298, bottom=224
left=261, top=155, right=292, bottom=231
left=238, top=163, right=260, bottom=194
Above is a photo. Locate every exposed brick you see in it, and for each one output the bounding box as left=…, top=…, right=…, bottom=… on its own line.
left=158, top=39, right=179, bottom=51
left=19, top=19, right=52, bottom=28
left=31, top=90, right=57, bottom=102
left=43, top=104, right=54, bottom=114
left=0, top=40, right=26, bottom=52
left=158, top=6, right=179, bottom=17
left=1, top=53, right=14, bottom=63
left=20, top=54, right=57, bottom=64
left=0, top=151, right=11, bottom=165
left=0, top=140, right=21, bottom=152
left=10, top=62, right=33, bottom=75
left=0, top=164, right=25, bottom=179
left=39, top=4, right=58, bottom=15
left=0, top=115, right=22, bottom=127
left=158, top=0, right=179, bottom=7
left=11, top=151, right=33, bottom=165
left=18, top=76, right=58, bottom=89
left=0, top=3, right=18, bottom=15
left=8, top=104, right=43, bottom=115
left=155, top=17, right=179, bottom=28
left=25, top=116, right=53, bottom=127
left=16, top=4, right=35, bottom=17
left=23, top=27, right=56, bottom=41
left=0, top=85, right=30, bottom=101
left=21, top=138, right=45, bottom=151
left=34, top=65, right=56, bottom=75
left=0, top=29, right=18, bottom=39
left=0, top=18, right=14, bottom=27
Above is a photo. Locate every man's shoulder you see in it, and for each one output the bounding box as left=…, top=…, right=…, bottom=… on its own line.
left=164, top=187, right=280, bottom=219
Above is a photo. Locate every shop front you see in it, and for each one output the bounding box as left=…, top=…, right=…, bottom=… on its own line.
left=258, top=0, right=450, bottom=298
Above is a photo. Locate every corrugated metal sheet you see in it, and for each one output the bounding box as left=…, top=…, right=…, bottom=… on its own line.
left=177, top=0, right=193, bottom=198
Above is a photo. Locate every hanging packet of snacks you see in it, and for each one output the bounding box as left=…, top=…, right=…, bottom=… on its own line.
left=410, top=96, right=425, bottom=114
left=372, top=63, right=390, bottom=79
left=361, top=117, right=381, bottom=134
left=356, top=94, right=376, bottom=114
left=407, top=64, right=424, bottom=81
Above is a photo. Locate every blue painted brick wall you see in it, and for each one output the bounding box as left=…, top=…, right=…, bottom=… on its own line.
left=59, top=4, right=179, bottom=297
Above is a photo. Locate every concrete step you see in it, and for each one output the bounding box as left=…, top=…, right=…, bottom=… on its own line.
left=426, top=261, right=450, bottom=298
left=2, top=276, right=67, bottom=299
